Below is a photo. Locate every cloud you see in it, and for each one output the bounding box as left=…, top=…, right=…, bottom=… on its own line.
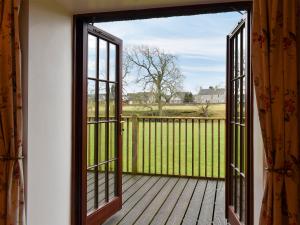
left=182, top=54, right=221, bottom=61
left=94, top=12, right=241, bottom=93
left=182, top=73, right=226, bottom=92
left=96, top=22, right=148, bottom=39
left=125, top=37, right=226, bottom=59
left=180, top=65, right=225, bottom=73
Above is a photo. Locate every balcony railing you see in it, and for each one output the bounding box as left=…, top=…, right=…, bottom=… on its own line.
left=87, top=116, right=226, bottom=180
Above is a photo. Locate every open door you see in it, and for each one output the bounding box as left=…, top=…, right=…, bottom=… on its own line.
left=226, top=16, right=253, bottom=225
left=76, top=24, right=123, bottom=225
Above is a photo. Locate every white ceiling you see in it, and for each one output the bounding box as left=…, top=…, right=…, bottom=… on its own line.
left=54, top=0, right=251, bottom=14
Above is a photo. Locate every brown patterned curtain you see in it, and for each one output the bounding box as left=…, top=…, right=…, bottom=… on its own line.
left=252, top=0, right=300, bottom=224
left=0, top=0, right=26, bottom=224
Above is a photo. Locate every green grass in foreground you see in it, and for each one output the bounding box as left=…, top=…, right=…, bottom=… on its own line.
left=87, top=119, right=226, bottom=178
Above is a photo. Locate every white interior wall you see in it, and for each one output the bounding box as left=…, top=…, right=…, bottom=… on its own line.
left=20, top=0, right=263, bottom=224
left=253, top=91, right=264, bottom=225
left=22, top=0, right=72, bottom=224
left=54, top=0, right=251, bottom=14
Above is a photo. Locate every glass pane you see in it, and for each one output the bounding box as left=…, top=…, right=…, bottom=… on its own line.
left=108, top=122, right=116, bottom=160
left=87, top=164, right=106, bottom=213
left=231, top=167, right=235, bottom=206
left=238, top=33, right=241, bottom=77
left=88, top=80, right=96, bottom=119
left=97, top=164, right=106, bottom=207
left=109, top=43, right=117, bottom=81
left=238, top=81, right=242, bottom=123
left=231, top=125, right=235, bottom=164
left=99, top=39, right=108, bottom=80
left=235, top=80, right=240, bottom=122
left=231, top=81, right=235, bottom=120
left=243, top=127, right=247, bottom=173
left=243, top=27, right=246, bottom=77
left=236, top=125, right=240, bottom=168
left=98, top=82, right=107, bottom=120
left=242, top=77, right=246, bottom=124
left=236, top=173, right=240, bottom=216
left=233, top=37, right=237, bottom=78
left=239, top=31, right=243, bottom=78
left=88, top=34, right=97, bottom=78
left=109, top=83, right=116, bottom=118
left=87, top=170, right=95, bottom=214
left=236, top=34, right=240, bottom=78
left=240, top=127, right=245, bottom=173
left=108, top=160, right=117, bottom=201
left=87, top=124, right=95, bottom=167
left=98, top=122, right=106, bottom=163
left=241, top=176, right=246, bottom=222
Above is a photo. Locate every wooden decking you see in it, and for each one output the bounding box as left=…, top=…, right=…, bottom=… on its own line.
left=88, top=174, right=225, bottom=225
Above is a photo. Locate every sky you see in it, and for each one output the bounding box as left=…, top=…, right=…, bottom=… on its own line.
left=96, top=12, right=243, bottom=94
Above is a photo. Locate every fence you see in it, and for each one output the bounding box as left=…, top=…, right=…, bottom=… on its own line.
left=121, top=116, right=225, bottom=179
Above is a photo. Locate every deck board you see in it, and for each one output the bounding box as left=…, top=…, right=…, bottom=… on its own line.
left=182, top=180, right=207, bottom=225
left=87, top=174, right=224, bottom=225
left=150, top=178, right=188, bottom=225
left=122, top=176, right=152, bottom=202
left=134, top=178, right=179, bottom=225
left=120, top=177, right=169, bottom=225
left=165, top=179, right=198, bottom=225
left=198, top=180, right=218, bottom=224
left=103, top=176, right=158, bottom=225
left=213, top=181, right=226, bottom=224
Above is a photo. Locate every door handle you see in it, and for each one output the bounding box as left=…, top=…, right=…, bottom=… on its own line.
left=120, top=120, right=125, bottom=132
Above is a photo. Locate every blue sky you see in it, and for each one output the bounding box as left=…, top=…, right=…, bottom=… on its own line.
left=96, top=12, right=243, bottom=94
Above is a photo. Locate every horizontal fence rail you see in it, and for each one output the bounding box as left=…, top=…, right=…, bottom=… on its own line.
left=122, top=116, right=225, bottom=179
left=87, top=116, right=226, bottom=179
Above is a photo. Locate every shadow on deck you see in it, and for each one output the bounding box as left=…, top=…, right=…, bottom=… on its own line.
left=89, top=174, right=225, bottom=225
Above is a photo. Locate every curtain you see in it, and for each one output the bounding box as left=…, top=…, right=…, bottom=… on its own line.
left=0, top=0, right=25, bottom=224
left=252, top=0, right=300, bottom=224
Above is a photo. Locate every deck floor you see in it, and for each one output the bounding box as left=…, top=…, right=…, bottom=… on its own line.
left=89, top=174, right=225, bottom=225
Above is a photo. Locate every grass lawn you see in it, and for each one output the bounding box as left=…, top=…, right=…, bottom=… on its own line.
left=87, top=118, right=226, bottom=178
left=123, top=103, right=226, bottom=117
left=89, top=103, right=226, bottom=117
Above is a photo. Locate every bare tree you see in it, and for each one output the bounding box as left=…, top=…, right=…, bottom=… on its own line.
left=200, top=100, right=210, bottom=117
left=162, top=81, right=181, bottom=104
left=196, top=95, right=210, bottom=117
left=122, top=48, right=132, bottom=99
left=197, top=87, right=212, bottom=117
left=125, top=45, right=184, bottom=115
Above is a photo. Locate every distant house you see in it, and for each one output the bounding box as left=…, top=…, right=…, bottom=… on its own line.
left=194, top=88, right=226, bottom=103
left=169, top=92, right=190, bottom=104
left=125, top=92, right=155, bottom=104
left=88, top=93, right=110, bottom=102
left=124, top=89, right=226, bottom=105
left=99, top=94, right=106, bottom=101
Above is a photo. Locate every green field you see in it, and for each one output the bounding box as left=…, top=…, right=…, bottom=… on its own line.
left=88, top=103, right=226, bottom=117
left=87, top=118, right=226, bottom=178
left=123, top=103, right=226, bottom=117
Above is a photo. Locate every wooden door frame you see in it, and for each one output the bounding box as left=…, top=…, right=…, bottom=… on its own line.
left=86, top=24, right=123, bottom=225
left=72, top=2, right=253, bottom=225
left=226, top=12, right=253, bottom=225
left=73, top=19, right=123, bottom=225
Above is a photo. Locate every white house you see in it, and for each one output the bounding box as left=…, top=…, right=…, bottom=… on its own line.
left=194, top=88, right=226, bottom=103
